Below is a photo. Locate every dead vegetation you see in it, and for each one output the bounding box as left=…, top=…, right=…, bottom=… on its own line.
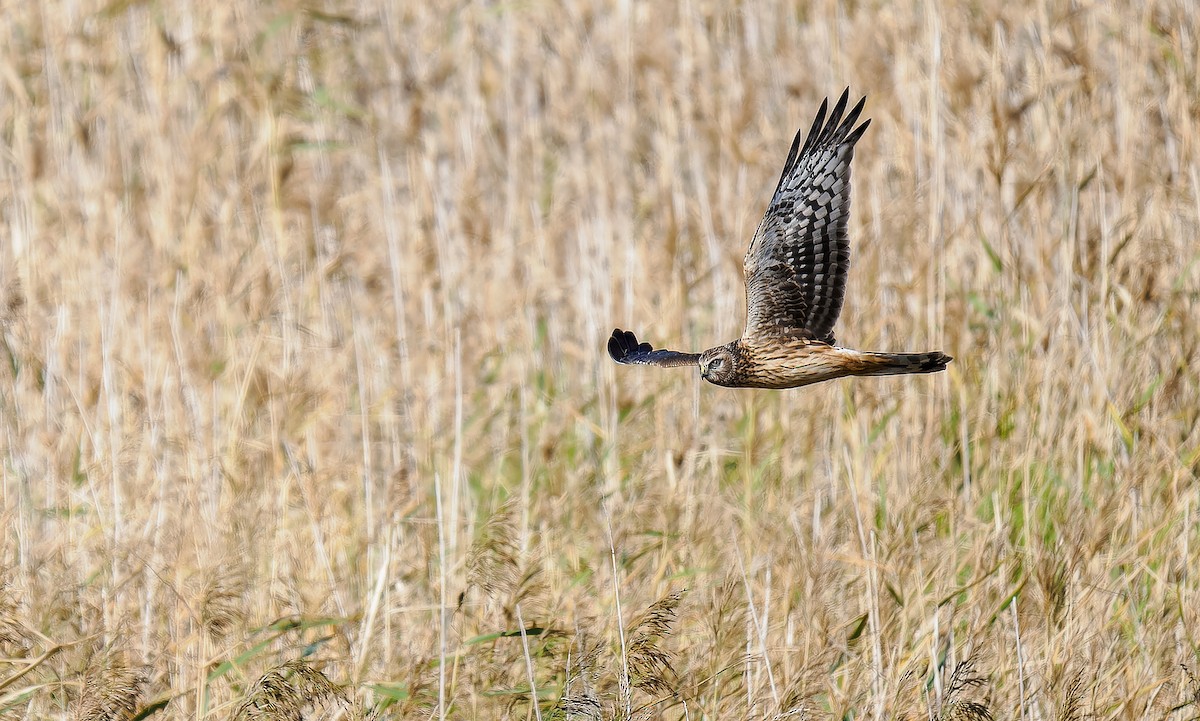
left=1, top=0, right=1198, bottom=719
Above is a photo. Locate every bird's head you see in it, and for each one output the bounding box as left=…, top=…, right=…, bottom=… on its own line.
left=699, top=343, right=741, bottom=387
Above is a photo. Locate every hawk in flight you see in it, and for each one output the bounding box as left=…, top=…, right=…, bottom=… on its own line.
left=609, top=90, right=951, bottom=389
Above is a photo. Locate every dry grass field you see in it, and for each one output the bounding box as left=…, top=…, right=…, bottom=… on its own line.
left=2, top=0, right=1199, bottom=718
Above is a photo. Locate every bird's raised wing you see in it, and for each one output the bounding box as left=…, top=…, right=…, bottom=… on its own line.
left=742, top=89, right=870, bottom=346
left=608, top=329, right=700, bottom=368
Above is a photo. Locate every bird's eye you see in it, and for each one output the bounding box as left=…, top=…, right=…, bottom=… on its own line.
left=709, top=358, right=724, bottom=371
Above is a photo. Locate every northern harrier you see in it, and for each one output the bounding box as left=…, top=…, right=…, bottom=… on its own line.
left=609, top=90, right=951, bottom=389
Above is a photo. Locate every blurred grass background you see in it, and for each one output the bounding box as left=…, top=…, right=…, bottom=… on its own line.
left=1, top=0, right=1198, bottom=718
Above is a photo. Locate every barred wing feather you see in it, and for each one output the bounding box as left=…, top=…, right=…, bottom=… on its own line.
left=742, top=89, right=870, bottom=346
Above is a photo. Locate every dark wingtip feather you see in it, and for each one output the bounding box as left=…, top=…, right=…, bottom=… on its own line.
left=777, top=90, right=870, bottom=196
left=607, top=330, right=624, bottom=361
left=778, top=96, right=827, bottom=192
left=831, top=94, right=869, bottom=150
left=845, top=117, right=871, bottom=147
left=608, top=328, right=701, bottom=368
left=776, top=126, right=806, bottom=193
left=821, top=89, right=851, bottom=144
left=923, top=352, right=953, bottom=372
left=797, top=95, right=830, bottom=160
left=608, top=328, right=636, bottom=361
left=609, top=328, right=658, bottom=363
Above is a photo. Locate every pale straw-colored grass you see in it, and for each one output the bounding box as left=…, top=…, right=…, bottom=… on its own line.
left=1, top=1, right=1198, bottom=719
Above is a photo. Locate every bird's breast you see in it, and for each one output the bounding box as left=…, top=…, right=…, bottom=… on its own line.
left=733, top=341, right=851, bottom=389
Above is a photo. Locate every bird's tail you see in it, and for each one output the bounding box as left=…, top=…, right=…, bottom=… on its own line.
left=848, top=349, right=953, bottom=377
